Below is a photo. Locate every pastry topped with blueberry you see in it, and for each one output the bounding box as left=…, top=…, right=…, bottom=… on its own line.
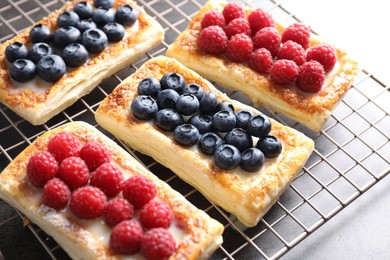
left=0, top=0, right=164, bottom=125
left=95, top=56, right=314, bottom=227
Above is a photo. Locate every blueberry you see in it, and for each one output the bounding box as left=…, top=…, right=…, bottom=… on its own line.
left=240, top=148, right=264, bottom=172
left=256, top=135, right=282, bottom=158
left=188, top=114, right=212, bottom=133
left=214, top=144, right=241, bottom=170
left=62, top=43, right=88, bottom=67
left=174, top=124, right=200, bottom=146
left=176, top=94, right=199, bottom=116
left=5, top=42, right=28, bottom=62
left=131, top=95, right=158, bottom=120
left=224, top=128, right=253, bottom=152
left=92, top=7, right=115, bottom=27
left=183, top=83, right=204, bottom=100
left=103, top=23, right=125, bottom=42
left=74, top=2, right=93, bottom=19
left=214, top=100, right=234, bottom=113
left=53, top=26, right=81, bottom=49
left=156, top=89, right=180, bottom=109
left=81, top=28, right=108, bottom=53
left=138, top=77, right=161, bottom=97
left=160, top=73, right=186, bottom=93
left=93, top=0, right=114, bottom=9
left=77, top=19, right=97, bottom=33
left=9, top=59, right=36, bottom=82
left=198, top=132, right=223, bottom=155
left=154, top=109, right=184, bottom=132
left=235, top=110, right=253, bottom=129
left=28, top=42, right=53, bottom=64
left=37, top=55, right=66, bottom=82
left=246, top=114, right=271, bottom=138
left=115, top=4, right=138, bottom=26
left=199, top=92, right=218, bottom=114
left=212, top=110, right=236, bottom=133
left=29, top=24, right=52, bottom=43
left=57, top=11, right=80, bottom=28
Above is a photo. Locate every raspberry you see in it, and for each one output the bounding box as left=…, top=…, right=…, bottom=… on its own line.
left=253, top=27, right=281, bottom=57
left=197, top=26, right=228, bottom=55
left=141, top=228, right=176, bottom=260
left=80, top=141, right=111, bottom=171
left=297, top=60, right=325, bottom=93
left=269, top=59, right=299, bottom=85
left=277, top=40, right=306, bottom=66
left=104, top=197, right=134, bottom=227
left=90, top=162, right=123, bottom=197
left=249, top=48, right=273, bottom=73
left=201, top=10, right=226, bottom=29
left=48, top=132, right=82, bottom=163
left=27, top=151, right=58, bottom=187
left=281, top=23, right=311, bottom=49
left=122, top=175, right=156, bottom=209
left=70, top=186, right=107, bottom=219
left=42, top=178, right=71, bottom=210
left=222, top=3, right=245, bottom=24
left=58, top=156, right=89, bottom=190
left=140, top=199, right=174, bottom=229
left=226, top=33, right=253, bottom=62
left=110, top=220, right=143, bottom=255
left=306, top=44, right=337, bottom=72
left=248, top=8, right=275, bottom=35
left=225, top=18, right=251, bottom=39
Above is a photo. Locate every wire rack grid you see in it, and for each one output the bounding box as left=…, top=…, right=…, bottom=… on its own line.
left=0, top=0, right=389, bottom=259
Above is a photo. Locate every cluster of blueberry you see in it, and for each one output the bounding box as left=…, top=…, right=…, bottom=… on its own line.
left=5, top=0, right=137, bottom=83
left=131, top=73, right=282, bottom=172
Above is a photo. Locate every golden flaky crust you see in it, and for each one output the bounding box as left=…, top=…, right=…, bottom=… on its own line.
left=166, top=0, right=360, bottom=131
left=0, top=0, right=164, bottom=125
left=0, top=121, right=224, bottom=260
left=95, top=56, right=314, bottom=227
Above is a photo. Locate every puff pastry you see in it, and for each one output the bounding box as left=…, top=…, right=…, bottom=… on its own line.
left=0, top=0, right=164, bottom=125
left=166, top=0, right=360, bottom=131
left=0, top=121, right=224, bottom=259
left=95, top=56, right=314, bottom=227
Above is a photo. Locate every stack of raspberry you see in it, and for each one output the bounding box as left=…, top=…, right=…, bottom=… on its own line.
left=197, top=3, right=337, bottom=93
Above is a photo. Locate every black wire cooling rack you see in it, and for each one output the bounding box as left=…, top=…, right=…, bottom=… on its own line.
left=0, top=0, right=389, bottom=259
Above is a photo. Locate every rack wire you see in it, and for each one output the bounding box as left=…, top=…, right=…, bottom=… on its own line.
left=0, top=0, right=389, bottom=259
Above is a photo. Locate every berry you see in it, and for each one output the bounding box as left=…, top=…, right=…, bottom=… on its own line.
left=306, top=43, right=337, bottom=72
left=29, top=24, right=52, bottom=43
left=188, top=114, right=212, bottom=134
left=281, top=23, right=310, bottom=49
left=92, top=7, right=115, bottom=27
left=240, top=148, right=264, bottom=172
left=62, top=43, right=88, bottom=67
left=57, top=11, right=80, bottom=28
left=176, top=94, right=199, bottom=116
left=160, top=72, right=186, bottom=93
left=28, top=42, right=53, bottom=64
left=37, top=55, right=66, bottom=82
left=74, top=2, right=93, bottom=19
left=277, top=40, right=306, bottom=66
left=115, top=4, right=138, bottom=26
left=214, top=100, right=234, bottom=113
left=201, top=10, right=226, bottom=29
left=77, top=18, right=97, bottom=33
left=224, top=128, right=253, bottom=152
left=90, top=162, right=124, bottom=197
left=235, top=110, right=253, bottom=129
left=183, top=83, right=204, bottom=100
left=248, top=8, right=275, bottom=35
left=198, top=132, right=223, bottom=155
left=225, top=18, right=251, bottom=39
left=140, top=199, right=173, bottom=229
left=222, top=3, right=245, bottom=24
left=256, top=135, right=282, bottom=158
left=70, top=186, right=107, bottom=219
left=154, top=109, right=184, bottom=132
left=156, top=89, right=180, bottom=110
left=5, top=42, right=28, bottom=62
left=48, top=132, right=82, bottom=163
left=226, top=33, right=253, bottom=62
left=137, top=77, right=161, bottom=98
left=141, top=228, right=176, bottom=260
left=197, top=26, right=228, bottom=55
left=110, top=220, right=143, bottom=255
left=52, top=26, right=81, bottom=49
left=253, top=27, right=281, bottom=57
left=103, top=23, right=125, bottom=42
left=27, top=151, right=58, bottom=188
left=105, top=197, right=134, bottom=227
left=94, top=0, right=114, bottom=9
left=9, top=59, right=36, bottom=82
left=249, top=48, right=273, bottom=73
left=58, top=156, right=89, bottom=190
left=80, top=141, right=111, bottom=171
left=199, top=92, right=218, bottom=114
left=296, top=60, right=325, bottom=93
left=81, top=28, right=108, bottom=54
left=269, top=59, right=299, bottom=85
left=122, top=175, right=156, bottom=209
left=246, top=114, right=271, bottom=138
left=174, top=124, right=200, bottom=146
left=131, top=95, right=158, bottom=120
left=214, top=144, right=241, bottom=170
left=42, top=178, right=71, bottom=210
left=212, top=110, right=236, bottom=133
